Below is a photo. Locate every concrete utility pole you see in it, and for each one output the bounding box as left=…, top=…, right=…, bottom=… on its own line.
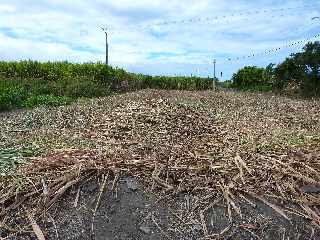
left=213, top=59, right=216, bottom=78
left=213, top=59, right=216, bottom=91
left=101, top=28, right=108, bottom=65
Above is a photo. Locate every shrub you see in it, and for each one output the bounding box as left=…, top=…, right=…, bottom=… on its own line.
left=217, top=80, right=233, bottom=88
left=0, top=61, right=213, bottom=111
left=0, top=84, right=27, bottom=110
left=23, top=95, right=72, bottom=108
left=231, top=66, right=271, bottom=91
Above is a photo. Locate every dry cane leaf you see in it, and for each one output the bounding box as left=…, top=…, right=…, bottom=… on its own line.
left=234, top=155, right=245, bottom=184
left=236, top=155, right=251, bottom=174
left=26, top=212, right=46, bottom=240
left=300, top=204, right=320, bottom=226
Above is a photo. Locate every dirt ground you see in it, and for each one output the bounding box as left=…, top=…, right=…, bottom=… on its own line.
left=7, top=179, right=320, bottom=240
left=4, top=177, right=318, bottom=240
left=0, top=89, right=319, bottom=239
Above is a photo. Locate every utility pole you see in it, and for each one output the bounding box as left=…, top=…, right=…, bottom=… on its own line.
left=213, top=59, right=216, bottom=78
left=101, top=27, right=108, bottom=65
left=213, top=59, right=216, bottom=91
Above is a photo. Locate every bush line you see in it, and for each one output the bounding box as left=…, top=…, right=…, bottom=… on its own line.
left=0, top=61, right=214, bottom=111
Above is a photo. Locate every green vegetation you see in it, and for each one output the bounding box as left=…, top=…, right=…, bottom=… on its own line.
left=231, top=66, right=273, bottom=91
left=0, top=84, right=27, bottom=110
left=0, top=149, right=26, bottom=176
left=0, top=61, right=213, bottom=111
left=230, top=41, right=320, bottom=97
left=217, top=80, right=232, bottom=89
left=23, top=94, right=72, bottom=108
left=275, top=42, right=320, bottom=97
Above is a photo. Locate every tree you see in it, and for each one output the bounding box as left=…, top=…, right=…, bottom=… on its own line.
left=274, top=57, right=303, bottom=90
left=297, top=42, right=320, bottom=96
left=232, top=66, right=271, bottom=90
left=265, top=63, right=275, bottom=78
left=274, top=41, right=320, bottom=96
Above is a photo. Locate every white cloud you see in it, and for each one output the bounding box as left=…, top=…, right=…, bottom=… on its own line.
left=0, top=4, right=16, bottom=13
left=0, top=0, right=319, bottom=79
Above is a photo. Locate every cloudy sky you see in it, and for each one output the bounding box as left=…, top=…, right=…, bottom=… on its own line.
left=0, top=0, right=319, bottom=79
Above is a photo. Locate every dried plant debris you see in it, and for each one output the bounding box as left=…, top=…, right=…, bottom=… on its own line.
left=0, top=89, right=319, bottom=239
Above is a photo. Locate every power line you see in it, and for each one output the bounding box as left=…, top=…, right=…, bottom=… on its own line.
left=224, top=33, right=320, bottom=64
left=277, top=18, right=320, bottom=36
left=112, top=32, right=320, bottom=66
left=138, top=3, right=320, bottom=31
left=106, top=3, right=320, bottom=34
left=101, top=5, right=320, bottom=71
left=106, top=17, right=320, bottom=57
left=199, top=34, right=320, bottom=76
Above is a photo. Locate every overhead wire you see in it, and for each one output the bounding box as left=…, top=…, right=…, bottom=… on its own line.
left=223, top=33, right=320, bottom=63
left=138, top=3, right=320, bottom=31
left=106, top=3, right=320, bottom=34
left=102, top=4, right=320, bottom=77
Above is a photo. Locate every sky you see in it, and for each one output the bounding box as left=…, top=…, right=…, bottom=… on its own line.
left=0, top=0, right=320, bottom=80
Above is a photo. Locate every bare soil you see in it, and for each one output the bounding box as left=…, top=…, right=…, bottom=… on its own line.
left=4, top=177, right=318, bottom=240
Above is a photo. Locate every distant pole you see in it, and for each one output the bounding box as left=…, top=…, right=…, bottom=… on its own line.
left=213, top=59, right=216, bottom=78
left=213, top=59, right=216, bottom=91
left=101, top=28, right=108, bottom=65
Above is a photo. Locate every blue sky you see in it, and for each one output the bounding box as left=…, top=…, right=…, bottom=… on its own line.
left=0, top=0, right=319, bottom=80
